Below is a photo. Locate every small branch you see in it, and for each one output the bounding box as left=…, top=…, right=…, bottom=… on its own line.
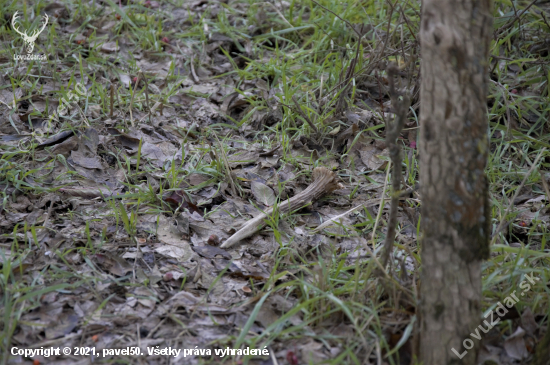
left=378, top=64, right=411, bottom=272
left=141, top=72, right=151, bottom=125
left=190, top=56, right=200, bottom=83
left=540, top=169, right=550, bottom=208
left=221, top=167, right=341, bottom=248
left=310, top=0, right=363, bottom=38
left=212, top=135, right=239, bottom=198
left=541, top=12, right=550, bottom=34
left=335, top=25, right=363, bottom=114
left=491, top=148, right=547, bottom=244
left=257, top=2, right=293, bottom=28
left=110, top=83, right=114, bottom=118
left=138, top=101, right=162, bottom=124
left=371, top=162, right=392, bottom=248
left=495, top=0, right=538, bottom=36
left=292, top=96, right=319, bottom=135
left=311, top=0, right=368, bottom=115
left=312, top=186, right=416, bottom=233
left=313, top=198, right=385, bottom=233
left=129, top=73, right=142, bottom=127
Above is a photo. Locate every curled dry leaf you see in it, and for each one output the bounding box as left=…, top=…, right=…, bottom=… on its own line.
left=93, top=253, right=133, bottom=277
left=251, top=181, right=276, bottom=206
left=101, top=41, right=119, bottom=53
left=504, top=327, right=529, bottom=360
left=359, top=145, right=389, bottom=170
left=163, top=190, right=203, bottom=216
left=36, top=130, right=77, bottom=149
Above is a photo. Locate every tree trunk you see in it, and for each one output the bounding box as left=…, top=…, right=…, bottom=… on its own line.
left=419, top=0, right=492, bottom=364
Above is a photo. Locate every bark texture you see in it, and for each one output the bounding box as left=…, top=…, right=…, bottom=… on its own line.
left=419, top=0, right=492, bottom=364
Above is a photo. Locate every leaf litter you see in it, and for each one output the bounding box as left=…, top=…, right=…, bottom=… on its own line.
left=1, top=0, right=550, bottom=364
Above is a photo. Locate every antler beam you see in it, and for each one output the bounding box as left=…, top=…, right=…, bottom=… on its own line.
left=220, top=167, right=342, bottom=248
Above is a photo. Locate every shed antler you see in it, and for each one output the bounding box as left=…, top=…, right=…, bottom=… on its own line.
left=220, top=167, right=342, bottom=248
left=12, top=11, right=49, bottom=53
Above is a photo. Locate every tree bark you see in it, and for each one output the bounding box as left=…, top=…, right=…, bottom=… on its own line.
left=419, top=0, right=492, bottom=364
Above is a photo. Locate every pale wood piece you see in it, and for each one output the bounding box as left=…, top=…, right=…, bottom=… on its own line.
left=221, top=167, right=341, bottom=248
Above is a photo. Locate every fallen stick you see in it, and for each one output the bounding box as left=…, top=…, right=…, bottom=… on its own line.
left=221, top=167, right=342, bottom=248
left=311, top=186, right=416, bottom=233
left=378, top=64, right=411, bottom=272
left=312, top=198, right=384, bottom=233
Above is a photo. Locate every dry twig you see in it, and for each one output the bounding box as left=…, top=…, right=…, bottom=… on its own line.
left=495, top=0, right=538, bottom=36
left=540, top=169, right=550, bottom=207
left=221, top=167, right=341, bottom=248
left=212, top=135, right=239, bottom=198
left=129, top=73, right=142, bottom=127
left=292, top=96, right=319, bottom=135
left=377, top=64, right=411, bottom=272
left=491, top=147, right=547, bottom=243
left=141, top=72, right=151, bottom=125
left=313, top=186, right=417, bottom=233
left=311, top=0, right=367, bottom=115
left=110, top=83, right=114, bottom=118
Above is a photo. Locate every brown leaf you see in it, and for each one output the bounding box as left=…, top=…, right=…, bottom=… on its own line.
left=155, top=219, right=194, bottom=261
left=192, top=246, right=231, bottom=260
left=359, top=145, right=389, bottom=170
left=36, top=130, right=76, bottom=149
left=94, top=253, right=133, bottom=277
left=45, top=313, right=79, bottom=340
left=165, top=291, right=200, bottom=308
left=107, top=128, right=140, bottom=152
left=101, top=41, right=119, bottom=53
left=251, top=181, right=276, bottom=206
left=164, top=191, right=203, bottom=216
left=187, top=173, right=212, bottom=186
left=521, top=307, right=538, bottom=336
left=49, top=135, right=79, bottom=156
left=228, top=270, right=269, bottom=281
left=163, top=191, right=184, bottom=208
left=71, top=149, right=103, bottom=169
left=300, top=340, right=327, bottom=364
left=504, top=327, right=529, bottom=360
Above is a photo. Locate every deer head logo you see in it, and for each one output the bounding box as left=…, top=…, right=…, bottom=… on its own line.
left=12, top=11, right=49, bottom=54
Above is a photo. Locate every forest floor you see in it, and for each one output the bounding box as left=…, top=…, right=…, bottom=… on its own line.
left=0, top=0, right=549, bottom=364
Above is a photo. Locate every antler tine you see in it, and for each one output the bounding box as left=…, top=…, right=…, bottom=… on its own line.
left=11, top=11, right=27, bottom=37
left=29, top=13, right=49, bottom=40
